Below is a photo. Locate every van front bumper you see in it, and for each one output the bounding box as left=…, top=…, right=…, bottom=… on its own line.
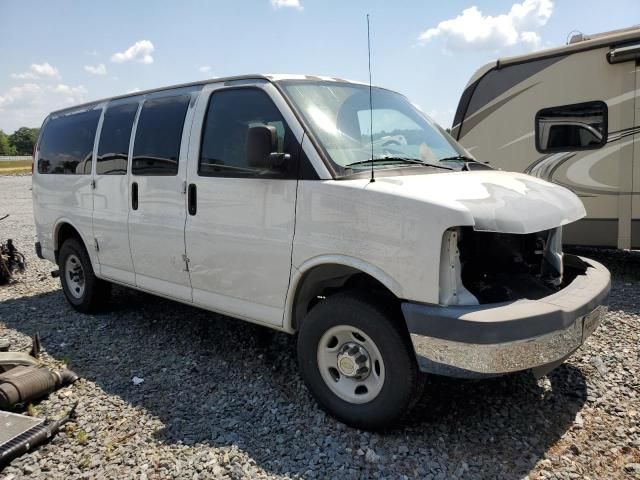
left=401, top=255, right=610, bottom=378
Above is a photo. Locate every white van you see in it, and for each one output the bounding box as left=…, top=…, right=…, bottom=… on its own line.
left=32, top=74, right=610, bottom=429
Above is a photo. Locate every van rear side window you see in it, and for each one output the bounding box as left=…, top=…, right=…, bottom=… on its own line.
left=38, top=109, right=101, bottom=175
left=97, top=103, right=139, bottom=175
left=132, top=95, right=190, bottom=176
left=535, top=101, right=607, bottom=153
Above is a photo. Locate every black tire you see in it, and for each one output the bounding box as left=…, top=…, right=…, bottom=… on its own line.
left=59, top=237, right=111, bottom=313
left=297, top=291, right=420, bottom=430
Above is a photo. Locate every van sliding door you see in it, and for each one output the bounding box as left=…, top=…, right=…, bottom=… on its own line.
left=92, top=101, right=139, bottom=285
left=127, top=91, right=198, bottom=301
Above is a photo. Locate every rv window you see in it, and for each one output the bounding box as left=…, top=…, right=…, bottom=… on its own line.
left=198, top=88, right=296, bottom=178
left=132, top=95, right=190, bottom=176
left=536, top=101, right=607, bottom=153
left=38, top=109, right=101, bottom=175
left=97, top=103, right=138, bottom=175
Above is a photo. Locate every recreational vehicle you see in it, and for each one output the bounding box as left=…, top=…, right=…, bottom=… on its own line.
left=33, top=75, right=610, bottom=428
left=452, top=27, right=640, bottom=249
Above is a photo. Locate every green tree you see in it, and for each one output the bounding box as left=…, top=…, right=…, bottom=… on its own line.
left=0, top=130, right=17, bottom=155
left=8, top=127, right=39, bottom=155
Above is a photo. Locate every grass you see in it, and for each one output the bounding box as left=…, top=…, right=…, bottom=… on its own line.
left=0, top=159, right=32, bottom=175
left=76, top=429, right=88, bottom=445
left=26, top=403, right=40, bottom=417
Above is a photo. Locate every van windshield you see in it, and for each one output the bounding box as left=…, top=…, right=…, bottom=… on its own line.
left=279, top=81, right=470, bottom=176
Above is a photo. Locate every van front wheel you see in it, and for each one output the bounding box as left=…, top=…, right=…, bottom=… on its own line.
left=297, top=292, right=420, bottom=429
left=59, top=238, right=111, bottom=313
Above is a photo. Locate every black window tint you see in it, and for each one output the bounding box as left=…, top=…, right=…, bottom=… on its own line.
left=97, top=103, right=138, bottom=175
left=199, top=88, right=296, bottom=178
left=132, top=95, right=190, bottom=176
left=536, top=101, right=607, bottom=153
left=38, top=109, right=101, bottom=174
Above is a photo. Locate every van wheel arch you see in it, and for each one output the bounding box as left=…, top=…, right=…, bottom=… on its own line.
left=54, top=222, right=86, bottom=265
left=291, top=264, right=402, bottom=332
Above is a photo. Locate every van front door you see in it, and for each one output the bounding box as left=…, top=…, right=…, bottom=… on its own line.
left=127, top=91, right=197, bottom=301
left=184, top=83, right=301, bottom=326
left=93, top=101, right=138, bottom=285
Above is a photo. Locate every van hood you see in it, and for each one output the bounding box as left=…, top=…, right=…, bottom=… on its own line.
left=365, top=169, right=586, bottom=234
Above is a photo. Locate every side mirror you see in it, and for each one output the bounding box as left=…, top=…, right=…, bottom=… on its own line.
left=246, top=125, right=290, bottom=169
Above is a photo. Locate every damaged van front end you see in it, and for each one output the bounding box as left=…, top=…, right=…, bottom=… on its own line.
left=400, top=172, right=611, bottom=378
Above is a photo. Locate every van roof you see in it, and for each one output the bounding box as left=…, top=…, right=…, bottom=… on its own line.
left=48, top=74, right=368, bottom=117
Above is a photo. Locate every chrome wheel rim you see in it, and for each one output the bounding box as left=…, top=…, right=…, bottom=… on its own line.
left=317, top=325, right=385, bottom=404
left=65, top=254, right=85, bottom=299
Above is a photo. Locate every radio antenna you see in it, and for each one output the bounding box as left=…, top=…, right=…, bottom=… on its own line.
left=367, top=14, right=375, bottom=183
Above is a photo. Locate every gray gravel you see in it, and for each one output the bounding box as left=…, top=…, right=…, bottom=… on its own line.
left=1, top=174, right=639, bottom=479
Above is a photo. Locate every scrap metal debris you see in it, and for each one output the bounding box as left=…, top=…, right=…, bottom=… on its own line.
left=0, top=215, right=26, bottom=286
left=0, top=403, right=78, bottom=468
left=0, top=336, right=79, bottom=468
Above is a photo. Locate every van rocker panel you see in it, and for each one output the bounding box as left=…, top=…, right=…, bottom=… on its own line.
left=401, top=255, right=610, bottom=376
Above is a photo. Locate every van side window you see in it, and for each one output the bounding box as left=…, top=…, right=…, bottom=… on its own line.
left=97, top=103, right=138, bottom=175
left=536, top=101, right=607, bottom=153
left=38, top=109, right=101, bottom=174
left=199, top=88, right=296, bottom=178
left=132, top=95, right=190, bottom=176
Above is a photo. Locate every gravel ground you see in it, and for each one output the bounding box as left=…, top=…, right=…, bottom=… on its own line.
left=0, top=174, right=639, bottom=480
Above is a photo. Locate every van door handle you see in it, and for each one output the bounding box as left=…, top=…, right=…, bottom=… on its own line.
left=132, top=182, right=138, bottom=210
left=188, top=183, right=197, bottom=216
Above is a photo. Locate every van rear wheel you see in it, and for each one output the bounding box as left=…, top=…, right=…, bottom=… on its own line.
left=297, top=291, right=420, bottom=430
left=59, top=238, right=111, bottom=313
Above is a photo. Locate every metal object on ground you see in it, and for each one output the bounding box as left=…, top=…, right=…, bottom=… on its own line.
left=0, top=403, right=78, bottom=468
left=0, top=335, right=42, bottom=373
left=0, top=366, right=79, bottom=409
left=0, top=353, right=39, bottom=373
left=0, top=411, right=44, bottom=455
left=29, top=333, right=41, bottom=359
left=0, top=214, right=26, bottom=285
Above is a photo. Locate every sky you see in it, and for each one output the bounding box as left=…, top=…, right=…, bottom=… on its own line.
left=0, top=0, right=637, bottom=133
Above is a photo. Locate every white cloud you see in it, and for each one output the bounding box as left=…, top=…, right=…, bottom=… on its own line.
left=418, top=0, right=552, bottom=52
left=111, top=40, right=155, bottom=64
left=10, top=62, right=61, bottom=80
left=271, top=0, right=302, bottom=10
left=126, top=87, right=141, bottom=94
left=84, top=63, right=107, bottom=75
left=10, top=72, right=38, bottom=80
left=0, top=82, right=88, bottom=131
left=31, top=63, right=60, bottom=77
left=198, top=65, right=211, bottom=73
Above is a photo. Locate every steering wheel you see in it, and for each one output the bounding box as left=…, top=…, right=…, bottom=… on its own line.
left=378, top=135, right=407, bottom=147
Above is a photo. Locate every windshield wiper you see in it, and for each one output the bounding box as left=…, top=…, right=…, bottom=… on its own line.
left=345, top=156, right=453, bottom=170
left=438, top=155, right=476, bottom=162
left=439, top=155, right=493, bottom=171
